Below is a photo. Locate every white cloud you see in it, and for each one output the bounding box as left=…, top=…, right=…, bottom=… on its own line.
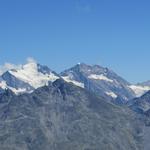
left=0, top=63, right=22, bottom=75
left=0, top=57, right=37, bottom=75
left=26, top=57, right=37, bottom=64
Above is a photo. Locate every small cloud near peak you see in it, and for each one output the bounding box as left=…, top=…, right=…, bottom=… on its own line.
left=0, top=57, right=37, bottom=75
left=26, top=57, right=37, bottom=64
left=0, top=63, right=22, bottom=75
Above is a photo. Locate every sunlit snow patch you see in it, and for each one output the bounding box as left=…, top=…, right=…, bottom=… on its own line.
left=0, top=80, right=7, bottom=89
left=129, top=85, right=150, bottom=97
left=105, top=91, right=117, bottom=99
left=62, top=76, right=84, bottom=88
left=88, top=74, right=113, bottom=83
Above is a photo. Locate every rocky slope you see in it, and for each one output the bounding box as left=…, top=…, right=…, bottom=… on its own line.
left=1, top=60, right=150, bottom=103
left=61, top=63, right=136, bottom=104
left=0, top=79, right=143, bottom=150
left=128, top=91, right=150, bottom=116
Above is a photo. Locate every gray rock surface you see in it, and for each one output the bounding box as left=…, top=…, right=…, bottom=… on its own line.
left=128, top=91, right=150, bottom=116
left=0, top=79, right=143, bottom=150
left=60, top=63, right=135, bottom=104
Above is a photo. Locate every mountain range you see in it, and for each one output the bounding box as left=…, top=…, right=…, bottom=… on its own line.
left=0, top=78, right=143, bottom=150
left=0, top=60, right=150, bottom=102
left=0, top=59, right=150, bottom=150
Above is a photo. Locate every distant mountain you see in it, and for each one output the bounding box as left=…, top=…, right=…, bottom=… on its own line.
left=0, top=61, right=150, bottom=103
left=60, top=63, right=135, bottom=104
left=0, top=61, right=60, bottom=94
left=0, top=79, right=143, bottom=150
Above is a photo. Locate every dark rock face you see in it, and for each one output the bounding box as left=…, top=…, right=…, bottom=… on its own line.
left=0, top=79, right=143, bottom=150
left=60, top=63, right=135, bottom=104
left=127, top=91, right=150, bottom=150
left=37, top=64, right=59, bottom=77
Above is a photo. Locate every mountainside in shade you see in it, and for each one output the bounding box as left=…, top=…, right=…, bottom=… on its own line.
left=0, top=79, right=143, bottom=150
left=128, top=91, right=150, bottom=116
left=60, top=63, right=135, bottom=104
left=127, top=90, right=150, bottom=150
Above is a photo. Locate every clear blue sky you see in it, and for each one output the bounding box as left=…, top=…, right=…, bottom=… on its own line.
left=0, top=0, right=150, bottom=83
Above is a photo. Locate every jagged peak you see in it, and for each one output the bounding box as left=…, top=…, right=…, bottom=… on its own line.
left=70, top=63, right=109, bottom=72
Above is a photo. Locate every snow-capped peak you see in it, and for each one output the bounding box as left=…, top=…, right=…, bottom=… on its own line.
left=9, top=60, right=59, bottom=88
left=60, top=63, right=136, bottom=103
left=0, top=58, right=60, bottom=94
